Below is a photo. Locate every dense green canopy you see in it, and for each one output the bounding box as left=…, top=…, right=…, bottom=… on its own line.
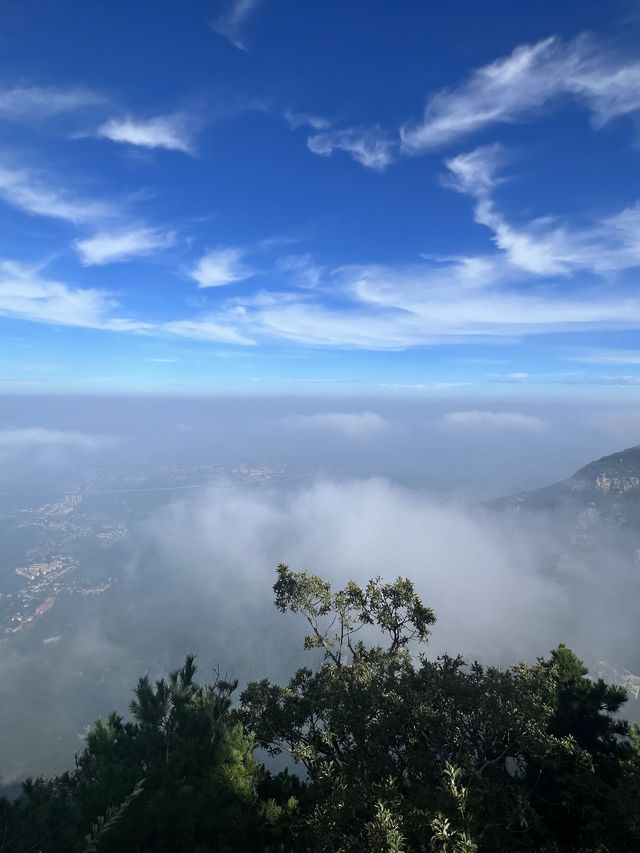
left=2, top=564, right=639, bottom=852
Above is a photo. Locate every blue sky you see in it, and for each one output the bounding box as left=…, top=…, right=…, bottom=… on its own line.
left=2, top=0, right=640, bottom=394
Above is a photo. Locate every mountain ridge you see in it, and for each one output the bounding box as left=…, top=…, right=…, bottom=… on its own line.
left=490, top=444, right=640, bottom=517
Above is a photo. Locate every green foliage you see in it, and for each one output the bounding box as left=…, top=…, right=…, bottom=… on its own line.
left=430, top=764, right=478, bottom=853
left=2, top=564, right=639, bottom=852
left=273, top=561, right=436, bottom=664
left=242, top=564, right=640, bottom=852
left=0, top=657, right=290, bottom=852
left=365, top=801, right=406, bottom=853
left=83, top=779, right=145, bottom=853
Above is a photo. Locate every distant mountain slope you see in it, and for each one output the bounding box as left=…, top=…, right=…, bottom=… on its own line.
left=489, top=445, right=640, bottom=703
left=490, top=445, right=640, bottom=528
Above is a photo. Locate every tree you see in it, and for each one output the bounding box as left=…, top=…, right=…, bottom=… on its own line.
left=0, top=657, right=287, bottom=852
left=523, top=644, right=637, bottom=850
left=241, top=564, right=640, bottom=852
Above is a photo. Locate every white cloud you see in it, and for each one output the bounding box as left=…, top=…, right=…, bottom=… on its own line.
left=0, top=428, right=114, bottom=451
left=445, top=146, right=640, bottom=276
left=0, top=163, right=116, bottom=224
left=97, top=114, right=194, bottom=153
left=275, top=253, right=323, bottom=287
left=401, top=34, right=640, bottom=152
left=211, top=0, right=260, bottom=51
left=0, top=255, right=259, bottom=344
left=222, top=295, right=436, bottom=349
left=284, top=109, right=330, bottom=130
left=193, top=249, right=640, bottom=349
left=345, top=261, right=618, bottom=329
left=307, top=126, right=396, bottom=171
left=0, top=86, right=104, bottom=121
left=0, top=259, right=147, bottom=332
left=284, top=411, right=389, bottom=438
left=444, top=143, right=504, bottom=195
left=379, top=382, right=472, bottom=390
left=595, top=375, right=640, bottom=385
left=440, top=411, right=546, bottom=432
left=74, top=227, right=176, bottom=266
left=190, top=247, right=255, bottom=287
left=7, top=233, right=640, bottom=353
left=161, top=317, right=255, bottom=345
left=567, top=348, right=640, bottom=365
left=0, top=257, right=260, bottom=343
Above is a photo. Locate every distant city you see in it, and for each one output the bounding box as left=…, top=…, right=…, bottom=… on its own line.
left=0, top=459, right=320, bottom=642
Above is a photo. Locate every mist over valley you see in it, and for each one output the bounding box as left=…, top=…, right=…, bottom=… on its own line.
left=2, top=394, right=640, bottom=784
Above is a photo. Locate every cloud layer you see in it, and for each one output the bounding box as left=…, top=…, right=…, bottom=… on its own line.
left=284, top=411, right=389, bottom=437
left=137, top=479, right=570, bottom=667
left=0, top=428, right=114, bottom=457
left=440, top=410, right=546, bottom=432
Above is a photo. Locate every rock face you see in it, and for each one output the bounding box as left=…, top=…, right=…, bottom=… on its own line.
left=595, top=661, right=640, bottom=701
left=489, top=444, right=640, bottom=585
left=490, top=445, right=640, bottom=532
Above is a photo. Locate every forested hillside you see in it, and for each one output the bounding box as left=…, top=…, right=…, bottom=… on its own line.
left=2, top=564, right=639, bottom=852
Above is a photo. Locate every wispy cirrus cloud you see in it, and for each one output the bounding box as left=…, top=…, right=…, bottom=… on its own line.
left=161, top=317, right=255, bottom=345
left=445, top=145, right=640, bottom=276
left=402, top=34, right=640, bottom=152
left=0, top=84, right=199, bottom=154
left=185, top=251, right=640, bottom=349
left=211, top=0, right=260, bottom=51
left=576, top=374, right=640, bottom=386
left=0, top=158, right=179, bottom=267
left=307, top=125, right=396, bottom=171
left=0, top=85, right=105, bottom=121
left=343, top=260, right=640, bottom=334
left=0, top=162, right=116, bottom=224
left=275, top=253, right=323, bottom=288
left=74, top=227, right=176, bottom=265
left=6, top=247, right=640, bottom=352
left=565, top=348, right=640, bottom=365
left=0, top=257, right=255, bottom=344
left=190, top=247, right=255, bottom=287
left=97, top=113, right=195, bottom=153
left=0, top=259, right=147, bottom=332
left=284, top=108, right=330, bottom=131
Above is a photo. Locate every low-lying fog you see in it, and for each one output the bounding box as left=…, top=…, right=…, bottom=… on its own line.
left=1, top=393, right=639, bottom=784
